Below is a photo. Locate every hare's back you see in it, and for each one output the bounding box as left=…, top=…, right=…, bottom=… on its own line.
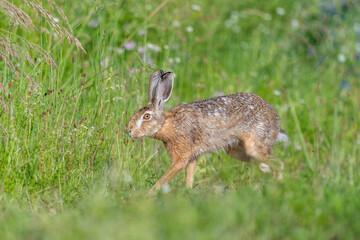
left=187, top=93, right=278, bottom=119
left=170, top=92, right=280, bottom=132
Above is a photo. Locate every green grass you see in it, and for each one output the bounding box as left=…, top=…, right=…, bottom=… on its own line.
left=0, top=0, right=360, bottom=239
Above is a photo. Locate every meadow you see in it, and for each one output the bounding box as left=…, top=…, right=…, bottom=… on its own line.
left=0, top=0, right=359, bottom=239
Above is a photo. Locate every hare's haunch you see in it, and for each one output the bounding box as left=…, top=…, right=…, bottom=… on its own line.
left=125, top=70, right=287, bottom=193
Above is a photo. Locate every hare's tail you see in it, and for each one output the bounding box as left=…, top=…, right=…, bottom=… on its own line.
left=276, top=129, right=288, bottom=143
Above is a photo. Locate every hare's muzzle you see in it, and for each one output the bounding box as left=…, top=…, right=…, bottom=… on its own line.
left=124, top=124, right=133, bottom=137
left=126, top=129, right=133, bottom=138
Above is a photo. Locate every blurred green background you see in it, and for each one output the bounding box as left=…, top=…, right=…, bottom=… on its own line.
left=0, top=0, right=359, bottom=239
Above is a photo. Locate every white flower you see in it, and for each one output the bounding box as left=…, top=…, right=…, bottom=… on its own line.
left=164, top=45, right=169, bottom=50
left=264, top=13, right=272, bottom=21
left=225, top=11, right=239, bottom=28
left=116, top=48, right=124, bottom=55
left=273, top=90, right=281, bottom=96
left=230, top=11, right=239, bottom=20
left=168, top=58, right=174, bottom=64
left=146, top=43, right=161, bottom=52
left=54, top=17, right=59, bottom=23
left=338, top=54, right=346, bottom=63
left=186, top=26, right=193, bottom=32
left=354, top=23, right=360, bottom=34
left=172, top=21, right=181, bottom=27
left=225, top=20, right=233, bottom=28
left=175, top=57, right=181, bottom=63
left=291, top=19, right=299, bottom=29
left=123, top=171, right=132, bottom=183
left=295, top=144, right=302, bottom=151
left=191, top=4, right=201, bottom=11
left=112, top=96, right=122, bottom=102
left=355, top=42, right=360, bottom=52
left=276, top=7, right=285, bottom=16
left=161, top=183, right=171, bottom=193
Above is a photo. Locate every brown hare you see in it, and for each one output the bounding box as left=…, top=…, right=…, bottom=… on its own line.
left=125, top=70, right=287, bottom=193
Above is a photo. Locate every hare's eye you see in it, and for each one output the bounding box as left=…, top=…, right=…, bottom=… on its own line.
left=143, top=113, right=151, bottom=120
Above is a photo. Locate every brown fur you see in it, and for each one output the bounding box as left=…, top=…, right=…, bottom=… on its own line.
left=125, top=71, right=287, bottom=193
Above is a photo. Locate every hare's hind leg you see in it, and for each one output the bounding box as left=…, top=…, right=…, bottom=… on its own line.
left=225, top=141, right=251, bottom=162
left=265, top=155, right=284, bottom=180
left=185, top=159, right=197, bottom=188
left=225, top=141, right=272, bottom=173
left=241, top=135, right=283, bottom=179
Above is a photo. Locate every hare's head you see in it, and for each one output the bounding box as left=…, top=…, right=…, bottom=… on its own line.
left=125, top=70, right=174, bottom=138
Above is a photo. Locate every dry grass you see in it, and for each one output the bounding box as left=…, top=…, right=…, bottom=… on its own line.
left=0, top=0, right=85, bottom=81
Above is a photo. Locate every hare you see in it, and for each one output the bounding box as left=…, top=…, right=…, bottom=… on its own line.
left=125, top=70, right=288, bottom=193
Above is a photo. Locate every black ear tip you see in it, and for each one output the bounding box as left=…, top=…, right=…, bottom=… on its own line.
left=161, top=72, right=174, bottom=78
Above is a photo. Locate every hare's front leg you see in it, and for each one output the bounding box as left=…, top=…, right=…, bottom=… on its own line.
left=185, top=159, right=197, bottom=188
left=148, top=161, right=187, bottom=194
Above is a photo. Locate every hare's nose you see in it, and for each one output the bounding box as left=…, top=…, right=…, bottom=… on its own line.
left=126, top=129, right=132, bottom=137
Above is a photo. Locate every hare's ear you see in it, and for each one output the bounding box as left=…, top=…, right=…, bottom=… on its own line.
left=148, top=70, right=164, bottom=104
left=154, top=72, right=174, bottom=108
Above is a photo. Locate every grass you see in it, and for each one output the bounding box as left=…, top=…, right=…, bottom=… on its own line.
left=0, top=0, right=360, bottom=239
